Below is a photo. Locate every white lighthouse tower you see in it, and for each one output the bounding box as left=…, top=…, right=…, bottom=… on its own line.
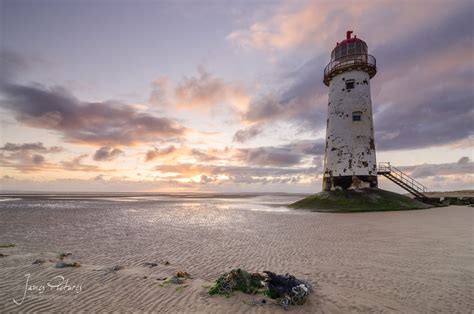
left=322, top=31, right=378, bottom=191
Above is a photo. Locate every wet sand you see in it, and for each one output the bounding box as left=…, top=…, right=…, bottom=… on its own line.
left=0, top=196, right=472, bottom=312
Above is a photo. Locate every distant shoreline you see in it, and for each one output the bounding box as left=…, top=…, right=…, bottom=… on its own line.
left=1, top=190, right=472, bottom=199
left=0, top=192, right=310, bottom=201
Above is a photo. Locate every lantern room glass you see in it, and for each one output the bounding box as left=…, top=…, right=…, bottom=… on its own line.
left=331, top=41, right=368, bottom=61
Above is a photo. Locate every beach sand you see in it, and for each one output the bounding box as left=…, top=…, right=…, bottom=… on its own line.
left=0, top=196, right=472, bottom=312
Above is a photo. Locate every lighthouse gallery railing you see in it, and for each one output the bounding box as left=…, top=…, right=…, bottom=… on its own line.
left=324, top=54, right=376, bottom=81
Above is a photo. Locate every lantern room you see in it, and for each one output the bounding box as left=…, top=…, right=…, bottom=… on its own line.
left=323, top=31, right=377, bottom=86
left=331, top=31, right=368, bottom=60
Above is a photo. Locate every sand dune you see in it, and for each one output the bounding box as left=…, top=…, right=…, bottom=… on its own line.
left=0, top=196, right=472, bottom=312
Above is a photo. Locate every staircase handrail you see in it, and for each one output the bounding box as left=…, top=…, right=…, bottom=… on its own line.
left=389, top=165, right=427, bottom=193
left=378, top=161, right=392, bottom=173
left=377, top=162, right=427, bottom=194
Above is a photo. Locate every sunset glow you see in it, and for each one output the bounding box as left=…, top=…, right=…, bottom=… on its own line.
left=1, top=0, right=472, bottom=192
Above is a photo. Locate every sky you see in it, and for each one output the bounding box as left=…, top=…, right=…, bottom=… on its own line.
left=0, top=0, right=473, bottom=193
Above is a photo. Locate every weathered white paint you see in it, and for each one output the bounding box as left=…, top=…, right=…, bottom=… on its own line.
left=323, top=70, right=377, bottom=180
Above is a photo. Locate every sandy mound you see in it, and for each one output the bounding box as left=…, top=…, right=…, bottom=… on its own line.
left=289, top=188, right=432, bottom=212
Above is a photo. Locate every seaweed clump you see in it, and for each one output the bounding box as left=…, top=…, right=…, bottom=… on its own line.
left=169, top=271, right=192, bottom=284
left=0, top=243, right=16, bottom=248
left=264, top=271, right=312, bottom=309
left=208, top=268, right=265, bottom=296
left=209, top=269, right=312, bottom=309
left=55, top=261, right=81, bottom=268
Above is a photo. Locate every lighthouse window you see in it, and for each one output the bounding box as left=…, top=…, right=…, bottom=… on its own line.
left=348, top=42, right=356, bottom=55
left=352, top=111, right=362, bottom=121
left=346, top=80, right=355, bottom=90
left=339, top=45, right=347, bottom=58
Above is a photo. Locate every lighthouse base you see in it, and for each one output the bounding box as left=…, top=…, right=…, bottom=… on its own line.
left=322, top=175, right=378, bottom=192
left=289, top=188, right=432, bottom=212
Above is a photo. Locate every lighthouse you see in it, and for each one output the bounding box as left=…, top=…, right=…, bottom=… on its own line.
left=322, top=31, right=378, bottom=191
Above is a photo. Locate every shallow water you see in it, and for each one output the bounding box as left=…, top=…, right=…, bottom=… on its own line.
left=0, top=194, right=303, bottom=261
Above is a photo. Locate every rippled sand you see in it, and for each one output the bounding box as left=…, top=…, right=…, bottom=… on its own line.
left=0, top=195, right=472, bottom=312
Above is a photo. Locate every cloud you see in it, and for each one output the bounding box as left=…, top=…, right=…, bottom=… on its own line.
left=375, top=87, right=474, bottom=151
left=458, top=156, right=470, bottom=164
left=241, top=80, right=327, bottom=127
left=230, top=1, right=474, bottom=150
left=0, top=82, right=187, bottom=146
left=0, top=142, right=118, bottom=173
left=400, top=157, right=474, bottom=178
left=236, top=146, right=303, bottom=167
left=60, top=154, right=101, bottom=172
left=368, top=4, right=474, bottom=151
left=0, top=176, right=201, bottom=192
left=227, top=1, right=331, bottom=51
left=0, top=153, right=49, bottom=172
left=232, top=140, right=324, bottom=167
left=200, top=174, right=215, bottom=184
left=228, top=1, right=472, bottom=52
left=372, top=6, right=473, bottom=75
left=144, top=145, right=228, bottom=163
left=145, top=145, right=176, bottom=162
left=232, top=56, right=329, bottom=140
left=281, top=139, right=326, bottom=156
left=0, top=142, right=64, bottom=172
left=154, top=163, right=319, bottom=181
left=175, top=66, right=249, bottom=111
left=93, top=146, right=124, bottom=161
left=233, top=125, right=263, bottom=143
left=31, top=154, right=45, bottom=165
left=149, top=77, right=169, bottom=107
left=1, top=49, right=35, bottom=83
left=0, top=142, right=63, bottom=153
left=191, top=148, right=220, bottom=162
left=242, top=94, right=282, bottom=123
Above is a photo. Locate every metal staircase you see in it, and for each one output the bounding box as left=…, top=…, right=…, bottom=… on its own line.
left=377, top=162, right=427, bottom=199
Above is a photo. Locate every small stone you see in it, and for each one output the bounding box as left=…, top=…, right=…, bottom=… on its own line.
left=175, top=271, right=191, bottom=278
left=111, top=265, right=124, bottom=271
left=144, top=262, right=158, bottom=268
left=55, top=261, right=80, bottom=268
left=170, top=277, right=185, bottom=284
left=164, top=261, right=170, bottom=265
left=261, top=299, right=267, bottom=304
left=58, top=252, right=72, bottom=260
left=0, top=253, right=8, bottom=258
left=32, top=258, right=45, bottom=265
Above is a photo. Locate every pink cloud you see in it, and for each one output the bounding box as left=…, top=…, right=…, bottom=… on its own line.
left=175, top=66, right=249, bottom=112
